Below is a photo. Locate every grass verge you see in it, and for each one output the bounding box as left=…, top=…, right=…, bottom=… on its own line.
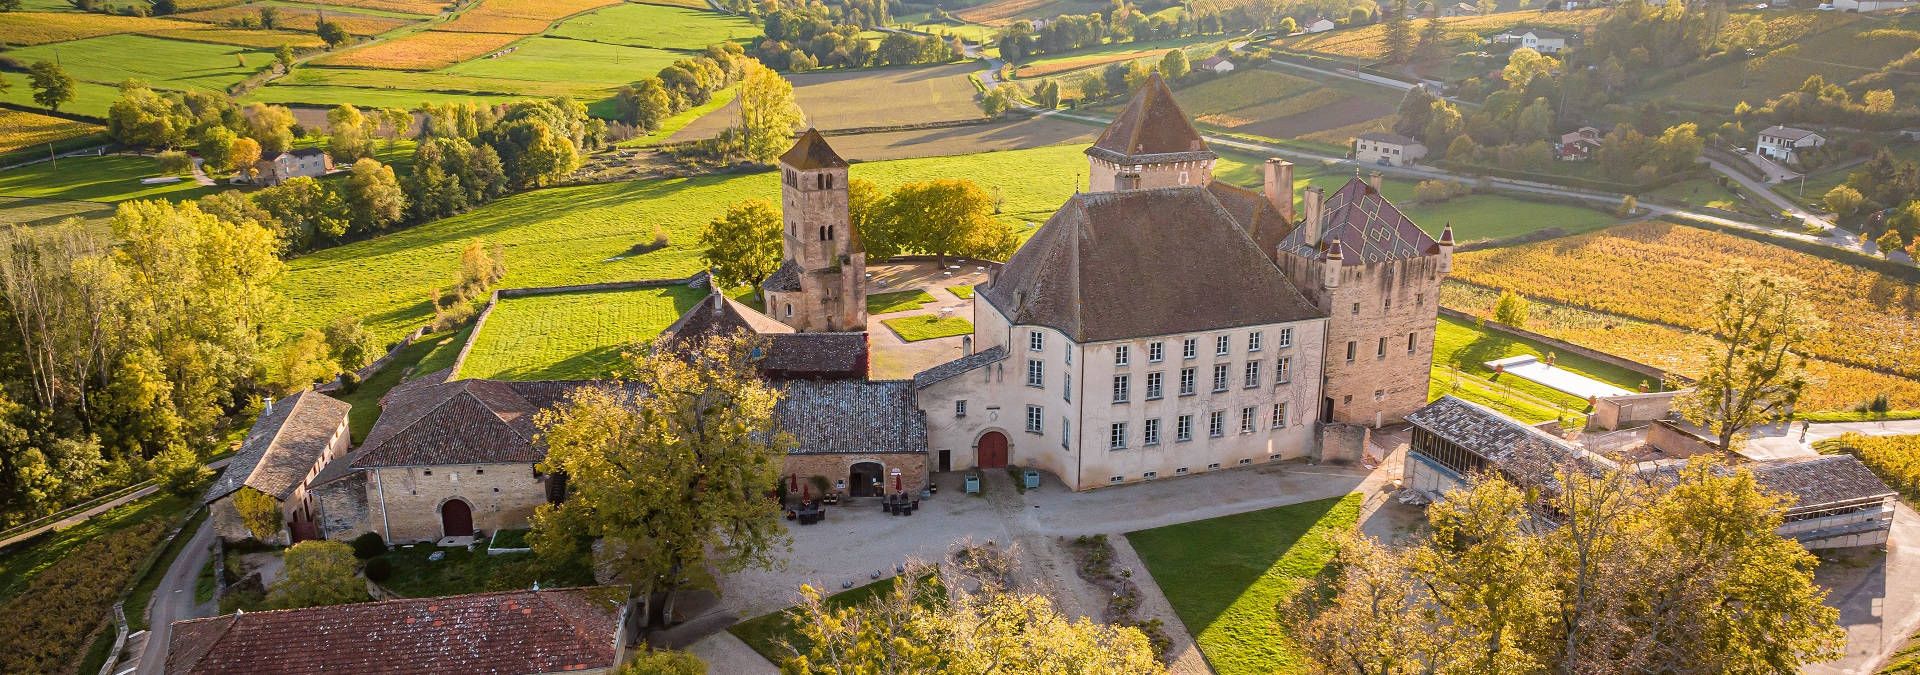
left=866, top=289, right=937, bottom=315
left=125, top=506, right=210, bottom=631
left=883, top=315, right=973, bottom=342
left=378, top=544, right=592, bottom=598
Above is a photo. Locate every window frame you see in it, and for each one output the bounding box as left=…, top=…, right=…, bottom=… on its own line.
left=1208, top=411, right=1226, bottom=438
left=1112, top=374, right=1130, bottom=404
left=1025, top=405, right=1043, bottom=434
left=1109, top=422, right=1128, bottom=450
left=1212, top=363, right=1230, bottom=393
left=1026, top=359, right=1044, bottom=388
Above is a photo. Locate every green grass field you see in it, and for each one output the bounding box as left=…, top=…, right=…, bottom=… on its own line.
left=866, top=289, right=937, bottom=314
left=0, top=196, right=116, bottom=230
left=458, top=285, right=705, bottom=380
left=1430, top=314, right=1655, bottom=424
left=443, top=37, right=683, bottom=88
left=0, top=34, right=272, bottom=117
left=945, top=284, right=973, bottom=299
left=1640, top=14, right=1914, bottom=110
left=1128, top=494, right=1361, bottom=675
left=883, top=315, right=972, bottom=341
left=548, top=2, right=759, bottom=50
left=0, top=155, right=220, bottom=204
left=379, top=544, right=593, bottom=598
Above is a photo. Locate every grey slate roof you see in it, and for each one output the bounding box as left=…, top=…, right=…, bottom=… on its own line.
left=775, top=380, right=926, bottom=455
left=913, top=346, right=1009, bottom=389
left=1356, top=131, right=1419, bottom=145
left=780, top=128, right=848, bottom=170
left=354, top=378, right=587, bottom=468
left=204, top=390, right=349, bottom=504
left=980, top=186, right=1322, bottom=343
left=1750, top=455, right=1897, bottom=510
left=1761, top=125, right=1823, bottom=141
left=1086, top=72, right=1216, bottom=165
left=766, top=333, right=868, bottom=378
left=762, top=259, right=803, bottom=292
left=1206, top=181, right=1294, bottom=257
left=661, top=291, right=794, bottom=346
left=1279, top=176, right=1439, bottom=266
left=1406, top=395, right=1613, bottom=493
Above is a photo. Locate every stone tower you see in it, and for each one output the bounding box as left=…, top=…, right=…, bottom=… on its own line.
left=762, top=129, right=867, bottom=333
left=1275, top=171, right=1450, bottom=427
left=1086, top=72, right=1217, bottom=192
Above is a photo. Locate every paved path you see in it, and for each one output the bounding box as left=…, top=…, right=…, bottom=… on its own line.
left=1809, top=502, right=1920, bottom=675
left=1743, top=418, right=1920, bottom=461
left=0, top=457, right=231, bottom=551
left=134, top=519, right=216, bottom=675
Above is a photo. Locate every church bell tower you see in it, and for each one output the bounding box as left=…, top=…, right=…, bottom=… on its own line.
left=762, top=129, right=867, bottom=333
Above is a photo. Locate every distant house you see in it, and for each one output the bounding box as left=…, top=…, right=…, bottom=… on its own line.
left=1306, top=17, right=1337, bottom=33
left=252, top=148, right=332, bottom=185
left=1491, top=28, right=1571, bottom=53
left=1557, top=126, right=1604, bottom=161
left=166, top=587, right=633, bottom=675
left=1196, top=55, right=1236, bottom=74
left=202, top=390, right=351, bottom=545
left=1756, top=125, right=1827, bottom=164
left=1833, top=0, right=1917, bottom=10
left=1441, top=2, right=1477, bottom=16
left=1353, top=131, right=1428, bottom=167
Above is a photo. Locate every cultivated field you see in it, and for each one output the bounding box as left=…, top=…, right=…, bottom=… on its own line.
left=670, top=63, right=985, bottom=140
left=808, top=116, right=1095, bottom=162
left=442, top=37, right=683, bottom=86
left=0, top=110, right=102, bottom=156
left=1272, top=9, right=1609, bottom=61
left=547, top=2, right=760, bottom=50
left=440, top=0, right=620, bottom=34
left=176, top=5, right=419, bottom=36
left=312, top=29, right=524, bottom=70
left=296, top=0, right=451, bottom=15
left=459, top=285, right=705, bottom=380
left=141, top=26, right=327, bottom=49
left=1121, top=67, right=1399, bottom=148
left=0, top=35, right=271, bottom=117
left=0, top=12, right=192, bottom=46
left=955, top=0, right=1107, bottom=26
left=1013, top=37, right=1222, bottom=78
left=1643, top=16, right=1920, bottom=109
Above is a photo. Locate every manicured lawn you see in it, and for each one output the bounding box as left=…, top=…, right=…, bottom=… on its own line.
left=548, top=2, right=760, bottom=50
left=945, top=284, right=974, bottom=299
left=489, top=528, right=530, bottom=549
left=883, top=315, right=973, bottom=342
left=866, top=289, right=937, bottom=314
left=378, top=544, right=592, bottom=598
left=729, top=573, right=936, bottom=663
left=1127, top=494, right=1361, bottom=675
left=1429, top=314, right=1655, bottom=424
left=458, top=285, right=706, bottom=381
left=0, top=154, right=221, bottom=204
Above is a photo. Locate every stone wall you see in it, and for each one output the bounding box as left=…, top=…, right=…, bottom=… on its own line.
left=1317, top=423, right=1369, bottom=465
left=1302, top=255, right=1447, bottom=427
left=365, top=463, right=551, bottom=543
left=1437, top=307, right=1684, bottom=385
left=1087, top=155, right=1214, bottom=192
left=314, top=472, right=373, bottom=541
left=1589, top=390, right=1684, bottom=431
left=781, top=452, right=928, bottom=495
left=1646, top=420, right=1720, bottom=458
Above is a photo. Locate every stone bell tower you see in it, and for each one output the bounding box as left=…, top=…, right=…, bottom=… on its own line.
left=762, top=129, right=867, bottom=333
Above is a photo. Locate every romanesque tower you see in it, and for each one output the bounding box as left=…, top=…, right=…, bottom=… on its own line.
left=762, top=129, right=868, bottom=333
left=1276, top=171, right=1451, bottom=427
left=1086, top=73, right=1217, bottom=192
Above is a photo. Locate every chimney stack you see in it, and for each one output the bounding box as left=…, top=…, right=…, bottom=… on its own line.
left=1323, top=239, right=1343, bottom=289
left=1300, top=186, right=1325, bottom=246
left=1262, top=158, right=1295, bottom=221
left=1367, top=170, right=1384, bottom=193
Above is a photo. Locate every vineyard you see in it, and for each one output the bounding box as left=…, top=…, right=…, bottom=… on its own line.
left=1816, top=433, right=1920, bottom=502
left=175, top=5, right=417, bottom=36
left=0, top=519, right=166, bottom=673
left=314, top=30, right=524, bottom=70
left=0, top=110, right=101, bottom=156
left=296, top=0, right=451, bottom=14
left=0, top=12, right=190, bottom=45
left=1272, top=10, right=1609, bottom=61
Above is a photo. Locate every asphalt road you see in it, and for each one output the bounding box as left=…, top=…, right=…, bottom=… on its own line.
left=135, top=518, right=215, bottom=675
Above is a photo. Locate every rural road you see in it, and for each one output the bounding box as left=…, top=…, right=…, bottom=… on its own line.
left=0, top=457, right=232, bottom=551
left=134, top=519, right=216, bottom=675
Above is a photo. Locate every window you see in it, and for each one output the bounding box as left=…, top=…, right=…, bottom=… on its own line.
left=1207, top=462, right=1221, bottom=470
left=785, top=304, right=793, bottom=318
left=1416, top=292, right=1425, bottom=307
left=1063, top=373, right=1071, bottom=401
left=1025, top=405, right=1043, bottom=434
left=1148, top=342, right=1164, bottom=363
left=956, top=400, right=967, bottom=417
left=1375, top=389, right=1386, bottom=401
left=1112, top=375, right=1130, bottom=403
left=1115, top=345, right=1130, bottom=366
left=1063, top=419, right=1071, bottom=448
left=1109, top=422, right=1128, bottom=450
left=1241, top=407, right=1257, bottom=433
left=1065, top=347, right=1071, bottom=365
left=1145, top=372, right=1163, bottom=400
left=1346, top=341, right=1356, bottom=363
left=1383, top=297, right=1392, bottom=312
left=1179, top=368, right=1196, bottom=396
left=1377, top=337, right=1387, bottom=359
left=1248, top=331, right=1263, bottom=352
left=1144, top=418, right=1161, bottom=445
left=1279, top=327, right=1293, bottom=348
left=1029, top=331, right=1045, bottom=352
left=1177, top=467, right=1190, bottom=475
left=1215, top=335, right=1231, bottom=356
left=1212, top=364, right=1229, bottom=392
left=1209, top=411, right=1226, bottom=438
left=1244, top=362, right=1261, bottom=389
left=1176, top=415, right=1193, bottom=442
left=1026, top=359, right=1044, bottom=388
left=1351, top=302, right=1361, bottom=315
left=1272, top=402, right=1288, bottom=428
left=1277, top=357, right=1292, bottom=384
left=1110, top=475, right=1124, bottom=483
left=1182, top=338, right=1197, bottom=360
left=1239, top=458, right=1253, bottom=465
left=1143, top=471, right=1158, bottom=479
left=1408, top=331, right=1418, bottom=355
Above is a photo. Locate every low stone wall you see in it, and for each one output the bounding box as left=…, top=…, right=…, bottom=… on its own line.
left=1647, top=419, right=1720, bottom=457
left=1440, top=307, right=1685, bottom=386
left=1316, top=423, right=1368, bottom=465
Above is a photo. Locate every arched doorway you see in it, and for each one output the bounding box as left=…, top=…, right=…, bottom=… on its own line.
left=440, top=499, right=473, bottom=538
left=849, top=462, right=884, bottom=497
left=977, top=431, right=1008, bottom=469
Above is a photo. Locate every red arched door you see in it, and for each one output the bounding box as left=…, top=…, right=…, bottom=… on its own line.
left=977, top=431, right=1008, bottom=469
left=441, top=499, right=473, bottom=537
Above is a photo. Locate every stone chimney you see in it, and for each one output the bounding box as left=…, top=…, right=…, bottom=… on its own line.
left=1437, top=222, right=1455, bottom=275
left=1367, top=170, right=1383, bottom=193
left=1323, top=239, right=1343, bottom=289
left=1262, top=158, right=1295, bottom=221
left=962, top=335, right=974, bottom=355
left=1300, top=186, right=1325, bottom=246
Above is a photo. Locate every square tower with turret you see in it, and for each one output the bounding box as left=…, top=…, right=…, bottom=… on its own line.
left=762, top=129, right=868, bottom=333
left=1085, top=73, right=1217, bottom=192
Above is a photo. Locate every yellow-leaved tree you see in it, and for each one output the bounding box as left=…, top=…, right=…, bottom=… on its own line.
left=232, top=485, right=282, bottom=542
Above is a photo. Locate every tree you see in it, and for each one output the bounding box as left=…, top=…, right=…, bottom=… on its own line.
left=455, top=238, right=506, bottom=302
left=317, top=20, right=349, bottom=49
left=232, top=485, right=283, bottom=541
left=1417, top=16, right=1447, bottom=60
left=490, top=118, right=579, bottom=189
left=1865, top=89, right=1895, bottom=115
left=1500, top=48, right=1553, bottom=89
left=725, top=60, right=805, bottom=163
left=699, top=199, right=783, bottom=288
left=1876, top=227, right=1905, bottom=253
left=0, top=0, right=21, bottom=11
left=847, top=177, right=881, bottom=252
left=254, top=177, right=346, bottom=249
left=874, top=178, right=1010, bottom=263
left=1288, top=532, right=1432, bottom=674
left=324, top=316, right=380, bottom=372
left=197, top=126, right=238, bottom=174
left=275, top=44, right=295, bottom=71
left=1824, top=185, right=1863, bottom=216
left=277, top=329, right=337, bottom=393
left=377, top=107, right=411, bottom=148
left=258, top=5, right=279, bottom=28
left=1383, top=0, right=1413, bottom=64
left=229, top=136, right=262, bottom=181
left=1393, top=86, right=1438, bottom=139
left=108, top=85, right=191, bottom=149
left=27, top=61, right=75, bottom=112
left=618, top=78, right=674, bottom=131
left=243, top=102, right=297, bottom=155
left=268, top=540, right=367, bottom=609
left=1279, top=16, right=1298, bottom=34
left=341, top=158, right=404, bottom=233
left=327, top=104, right=375, bottom=163
left=1422, top=99, right=1463, bottom=151
left=981, top=84, right=1019, bottom=118
left=1674, top=267, right=1822, bottom=451
left=1158, top=48, right=1189, bottom=80
left=1034, top=79, right=1061, bottom=109
left=618, top=650, right=707, bottom=675
left=153, top=442, right=209, bottom=494
left=1079, top=72, right=1107, bottom=101
left=530, top=334, right=791, bottom=626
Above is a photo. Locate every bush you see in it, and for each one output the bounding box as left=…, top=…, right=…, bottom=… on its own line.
left=362, top=556, right=392, bottom=582
left=337, top=371, right=361, bottom=395
left=156, top=150, right=192, bottom=176
left=350, top=531, right=387, bottom=559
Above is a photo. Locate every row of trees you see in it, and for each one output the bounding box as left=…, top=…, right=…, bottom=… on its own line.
left=754, top=8, right=959, bottom=72
left=700, top=177, right=1015, bottom=289
left=614, top=43, right=748, bottom=133
left=995, top=0, right=1334, bottom=63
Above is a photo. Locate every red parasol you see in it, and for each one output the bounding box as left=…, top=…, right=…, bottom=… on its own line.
left=789, top=473, right=798, bottom=492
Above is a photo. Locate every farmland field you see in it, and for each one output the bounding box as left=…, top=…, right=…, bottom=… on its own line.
left=176, top=5, right=418, bottom=36
left=1641, top=16, right=1920, bottom=110
left=0, top=110, right=102, bottom=156
left=296, top=0, right=450, bottom=15
left=670, top=63, right=984, bottom=140
left=548, top=2, right=761, bottom=50
left=1118, top=67, right=1398, bottom=148
left=141, top=27, right=328, bottom=49
left=442, top=0, right=622, bottom=34
left=1273, top=9, right=1609, bottom=61
left=0, top=197, right=116, bottom=231
left=0, top=35, right=272, bottom=117
left=442, top=38, right=683, bottom=86
left=458, top=285, right=705, bottom=380
left=1013, top=37, right=1221, bottom=78
left=0, top=155, right=221, bottom=204
left=955, top=0, right=1107, bottom=26
left=312, top=30, right=525, bottom=70
left=0, top=12, right=193, bottom=46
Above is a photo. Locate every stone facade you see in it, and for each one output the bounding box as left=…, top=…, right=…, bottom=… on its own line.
left=313, top=471, right=373, bottom=541
left=765, top=131, right=867, bottom=333
left=353, top=463, right=551, bottom=543
left=782, top=452, right=928, bottom=497
left=1087, top=155, right=1214, bottom=192
left=1282, top=252, right=1447, bottom=426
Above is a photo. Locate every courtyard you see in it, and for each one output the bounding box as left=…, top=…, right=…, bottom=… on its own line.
left=864, top=261, right=993, bottom=380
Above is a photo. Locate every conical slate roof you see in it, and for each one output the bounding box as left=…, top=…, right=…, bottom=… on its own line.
left=1086, top=72, right=1214, bottom=164
left=780, top=128, right=847, bottom=170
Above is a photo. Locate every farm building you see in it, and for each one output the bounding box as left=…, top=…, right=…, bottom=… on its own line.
left=250, top=147, right=332, bottom=185
left=1491, top=28, right=1571, bottom=53
left=1757, top=125, right=1827, bottom=164
left=1353, top=131, right=1428, bottom=166
left=1196, top=55, right=1236, bottom=73
left=1557, top=126, right=1603, bottom=161
left=202, top=390, right=351, bottom=545
left=1306, top=18, right=1337, bottom=33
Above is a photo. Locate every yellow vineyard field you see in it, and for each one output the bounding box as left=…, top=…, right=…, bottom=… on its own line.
left=177, top=6, right=416, bottom=36
left=1451, top=221, right=1920, bottom=381
left=0, top=110, right=102, bottom=156
left=139, top=27, right=328, bottom=49
left=436, top=0, right=622, bottom=34
left=0, top=12, right=194, bottom=46
left=296, top=0, right=451, bottom=16
left=313, top=30, right=523, bottom=70
left=1274, top=9, right=1609, bottom=60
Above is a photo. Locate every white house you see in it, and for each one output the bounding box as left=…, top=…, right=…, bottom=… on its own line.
left=1756, top=125, right=1827, bottom=164
left=251, top=148, right=333, bottom=186
left=1306, top=18, right=1337, bottom=33
left=1196, top=55, right=1236, bottom=74
left=1353, top=131, right=1428, bottom=167
left=1492, top=28, right=1570, bottom=53
left=1833, top=0, right=1917, bottom=10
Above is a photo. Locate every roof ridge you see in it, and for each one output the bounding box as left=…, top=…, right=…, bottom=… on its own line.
left=240, top=391, right=310, bottom=493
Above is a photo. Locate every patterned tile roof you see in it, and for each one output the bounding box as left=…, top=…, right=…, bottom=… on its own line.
left=912, top=346, right=1008, bottom=389
left=204, top=390, right=349, bottom=503
left=981, top=186, right=1322, bottom=342
left=762, top=259, right=803, bottom=292
left=780, top=128, right=848, bottom=170
left=1406, top=395, right=1613, bottom=493
left=165, top=587, right=626, bottom=675
left=1086, top=72, right=1216, bottom=165
left=775, top=380, right=926, bottom=455
left=354, top=378, right=587, bottom=468
left=1278, top=176, right=1439, bottom=266
left=1749, top=455, right=1897, bottom=510
left=765, top=333, right=868, bottom=379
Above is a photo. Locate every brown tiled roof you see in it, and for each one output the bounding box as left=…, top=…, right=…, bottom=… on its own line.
left=1206, top=181, right=1294, bottom=257
left=1406, top=396, right=1613, bottom=493
left=661, top=291, right=795, bottom=346
left=762, top=259, right=803, bottom=292
left=765, top=333, right=868, bottom=379
left=1278, top=176, right=1438, bottom=266
left=780, top=128, right=848, bottom=170
left=981, top=187, right=1321, bottom=342
left=205, top=390, right=349, bottom=503
left=1750, top=455, right=1897, bottom=510
left=354, top=378, right=587, bottom=467
left=1087, top=72, right=1215, bottom=164
left=776, top=380, right=925, bottom=455
left=165, top=587, right=627, bottom=675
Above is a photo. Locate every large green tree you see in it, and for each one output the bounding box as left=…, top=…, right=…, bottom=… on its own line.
left=268, top=540, right=367, bottom=609
left=27, top=61, right=75, bottom=112
left=872, top=179, right=1016, bottom=263
left=1674, top=266, right=1822, bottom=451
left=341, top=158, right=405, bottom=234
left=725, top=59, right=805, bottom=164
left=699, top=199, right=782, bottom=288
left=108, top=85, right=192, bottom=150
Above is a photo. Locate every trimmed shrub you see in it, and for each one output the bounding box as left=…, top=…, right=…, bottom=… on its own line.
left=362, top=556, right=392, bottom=582
left=350, top=531, right=386, bottom=559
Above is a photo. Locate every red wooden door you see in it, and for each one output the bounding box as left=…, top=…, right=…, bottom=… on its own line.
left=441, top=499, right=474, bottom=537
left=977, top=432, right=1008, bottom=469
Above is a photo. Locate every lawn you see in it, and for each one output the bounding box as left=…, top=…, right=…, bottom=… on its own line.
left=458, top=285, right=706, bottom=381
left=0, top=154, right=222, bottom=204
left=883, top=315, right=973, bottom=342
left=729, top=573, right=936, bottom=663
left=548, top=2, right=760, bottom=50
left=0, top=197, right=116, bottom=232
left=1128, top=494, right=1361, bottom=675
left=334, top=327, right=469, bottom=443
left=866, top=289, right=937, bottom=314
left=377, top=544, right=592, bottom=598
left=945, top=284, right=973, bottom=299
left=0, top=34, right=273, bottom=117
left=1429, top=314, right=1655, bottom=424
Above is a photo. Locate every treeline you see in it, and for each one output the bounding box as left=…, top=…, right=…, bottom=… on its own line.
left=754, top=7, right=958, bottom=71
left=1824, top=149, right=1920, bottom=255
left=613, top=42, right=747, bottom=133
left=1749, top=74, right=1919, bottom=134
